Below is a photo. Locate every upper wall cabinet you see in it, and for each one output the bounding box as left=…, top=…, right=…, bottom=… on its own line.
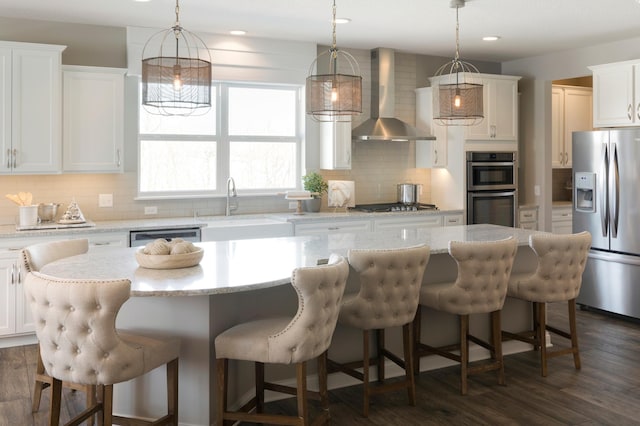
left=590, top=60, right=640, bottom=128
left=415, top=87, right=447, bottom=168
left=552, top=85, right=593, bottom=168
left=0, top=42, right=65, bottom=174
left=63, top=66, right=125, bottom=173
left=319, top=118, right=351, bottom=170
left=430, top=73, right=520, bottom=142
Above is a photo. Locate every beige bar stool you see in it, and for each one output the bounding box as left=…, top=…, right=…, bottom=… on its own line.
left=20, top=239, right=96, bottom=415
left=502, top=231, right=591, bottom=377
left=24, top=271, right=180, bottom=426
left=414, top=237, right=517, bottom=395
left=328, top=245, right=430, bottom=417
left=215, top=254, right=349, bottom=426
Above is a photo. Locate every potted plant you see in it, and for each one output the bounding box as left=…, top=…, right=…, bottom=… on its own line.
left=302, top=171, right=328, bottom=212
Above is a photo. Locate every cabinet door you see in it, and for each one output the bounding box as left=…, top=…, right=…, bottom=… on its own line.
left=373, top=215, right=443, bottom=231
left=465, top=76, right=518, bottom=141
left=563, top=88, right=593, bottom=167
left=415, top=87, right=447, bottom=168
left=319, top=119, right=351, bottom=170
left=0, top=48, right=10, bottom=173
left=551, top=87, right=565, bottom=168
left=63, top=67, right=125, bottom=172
left=11, top=47, right=62, bottom=173
left=0, top=258, right=15, bottom=336
left=592, top=63, right=635, bottom=127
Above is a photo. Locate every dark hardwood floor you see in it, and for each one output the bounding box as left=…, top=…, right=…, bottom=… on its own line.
left=2, top=303, right=640, bottom=425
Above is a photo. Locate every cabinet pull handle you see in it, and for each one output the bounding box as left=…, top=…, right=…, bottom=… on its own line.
left=559, top=152, right=563, bottom=164
left=116, top=149, right=121, bottom=168
left=490, top=125, right=496, bottom=138
left=12, top=149, right=17, bottom=168
left=6, top=149, right=10, bottom=169
left=328, top=227, right=339, bottom=230
left=628, top=104, right=633, bottom=121
left=523, top=213, right=532, bottom=218
left=434, top=149, right=438, bottom=164
left=10, top=263, right=15, bottom=285
left=16, top=263, right=21, bottom=284
left=637, top=103, right=640, bottom=121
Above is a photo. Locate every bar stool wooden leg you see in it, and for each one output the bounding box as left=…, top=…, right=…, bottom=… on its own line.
left=376, top=329, right=385, bottom=383
left=532, top=301, right=540, bottom=351
left=402, top=323, right=416, bottom=406
left=32, top=349, right=46, bottom=413
left=318, top=351, right=329, bottom=412
left=413, top=306, right=422, bottom=375
left=538, top=302, right=548, bottom=377
left=362, top=330, right=370, bottom=417
left=216, top=358, right=228, bottom=426
left=491, top=310, right=505, bottom=386
left=295, top=362, right=308, bottom=425
left=167, top=358, right=179, bottom=425
left=256, top=361, right=265, bottom=413
left=568, top=299, right=581, bottom=370
left=48, top=378, right=62, bottom=426
left=460, top=315, right=469, bottom=395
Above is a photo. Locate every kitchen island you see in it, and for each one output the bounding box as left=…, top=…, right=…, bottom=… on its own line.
left=41, top=224, right=541, bottom=426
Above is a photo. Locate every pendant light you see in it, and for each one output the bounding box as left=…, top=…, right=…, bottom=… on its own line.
left=141, top=0, right=212, bottom=116
left=305, top=0, right=362, bottom=122
left=433, top=0, right=483, bottom=126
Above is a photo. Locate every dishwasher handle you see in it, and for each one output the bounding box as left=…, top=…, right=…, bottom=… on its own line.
left=129, top=228, right=201, bottom=247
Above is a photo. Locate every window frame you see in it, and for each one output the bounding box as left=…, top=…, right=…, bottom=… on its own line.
left=137, top=81, right=304, bottom=199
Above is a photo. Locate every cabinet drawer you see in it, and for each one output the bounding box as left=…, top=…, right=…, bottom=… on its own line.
left=373, top=215, right=443, bottom=231
left=552, top=207, right=573, bottom=221
left=443, top=214, right=464, bottom=226
left=519, top=209, right=538, bottom=223
left=294, top=220, right=371, bottom=236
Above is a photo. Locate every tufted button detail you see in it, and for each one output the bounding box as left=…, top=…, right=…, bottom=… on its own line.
left=69, top=306, right=75, bottom=312
left=103, top=352, right=109, bottom=358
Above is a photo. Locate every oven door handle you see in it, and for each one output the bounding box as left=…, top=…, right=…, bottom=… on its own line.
left=468, top=190, right=516, bottom=198
left=468, top=161, right=515, bottom=167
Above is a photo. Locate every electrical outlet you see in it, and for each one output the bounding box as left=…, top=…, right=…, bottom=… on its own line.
left=144, top=206, right=158, bottom=215
left=288, top=201, right=298, bottom=209
left=534, top=185, right=541, bottom=196
left=98, top=193, right=113, bottom=208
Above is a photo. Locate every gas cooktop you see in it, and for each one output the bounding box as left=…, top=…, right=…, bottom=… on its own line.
left=351, top=203, right=438, bottom=213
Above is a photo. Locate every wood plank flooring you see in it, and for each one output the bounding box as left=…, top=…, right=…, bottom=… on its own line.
left=2, top=303, right=640, bottom=425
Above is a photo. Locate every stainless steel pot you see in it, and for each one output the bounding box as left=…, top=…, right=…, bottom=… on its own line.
left=38, top=203, right=61, bottom=222
left=397, top=183, right=419, bottom=205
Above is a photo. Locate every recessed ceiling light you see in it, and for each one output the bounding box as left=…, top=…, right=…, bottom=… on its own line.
left=230, top=30, right=247, bottom=36
left=483, top=36, right=501, bottom=41
left=334, top=18, right=351, bottom=24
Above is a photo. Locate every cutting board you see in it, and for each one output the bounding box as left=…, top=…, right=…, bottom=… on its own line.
left=327, top=180, right=355, bottom=208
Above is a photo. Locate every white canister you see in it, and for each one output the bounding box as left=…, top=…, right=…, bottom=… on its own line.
left=19, top=205, right=39, bottom=227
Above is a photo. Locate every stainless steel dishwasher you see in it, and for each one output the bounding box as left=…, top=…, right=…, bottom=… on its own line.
left=129, top=227, right=201, bottom=247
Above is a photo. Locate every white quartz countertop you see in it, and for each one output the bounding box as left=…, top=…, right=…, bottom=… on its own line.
left=0, top=209, right=464, bottom=238
left=40, top=224, right=542, bottom=297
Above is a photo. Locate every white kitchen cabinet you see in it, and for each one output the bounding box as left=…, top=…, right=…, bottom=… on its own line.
left=294, top=219, right=371, bottom=236
left=590, top=60, right=640, bottom=128
left=552, top=85, right=592, bottom=168
left=373, top=215, right=443, bottom=232
left=63, top=66, right=125, bottom=172
left=518, top=205, right=539, bottom=231
left=0, top=42, right=65, bottom=174
left=552, top=205, right=573, bottom=234
left=0, top=247, right=34, bottom=337
left=415, top=87, right=447, bottom=168
left=319, top=118, right=351, bottom=170
left=87, top=232, right=128, bottom=249
left=442, top=213, right=464, bottom=227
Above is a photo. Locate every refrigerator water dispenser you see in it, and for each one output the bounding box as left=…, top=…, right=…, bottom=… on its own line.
left=575, top=172, right=595, bottom=212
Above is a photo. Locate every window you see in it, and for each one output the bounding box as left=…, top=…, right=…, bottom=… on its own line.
left=139, top=82, right=302, bottom=197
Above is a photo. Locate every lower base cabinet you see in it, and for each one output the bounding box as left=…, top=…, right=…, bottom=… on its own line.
left=552, top=206, right=573, bottom=234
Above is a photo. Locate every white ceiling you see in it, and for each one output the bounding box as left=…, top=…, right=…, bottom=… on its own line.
left=1, top=0, right=640, bottom=62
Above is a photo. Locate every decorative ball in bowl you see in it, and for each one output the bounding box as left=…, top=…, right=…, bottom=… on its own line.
left=135, top=238, right=204, bottom=269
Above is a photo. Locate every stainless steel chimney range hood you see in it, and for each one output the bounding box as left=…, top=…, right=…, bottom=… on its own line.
left=352, top=48, right=434, bottom=142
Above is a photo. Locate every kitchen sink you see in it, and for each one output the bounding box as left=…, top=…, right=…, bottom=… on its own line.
left=199, top=215, right=293, bottom=241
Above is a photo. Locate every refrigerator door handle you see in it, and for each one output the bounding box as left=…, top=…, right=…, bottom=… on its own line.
left=600, top=143, right=609, bottom=237
left=611, top=142, right=620, bottom=238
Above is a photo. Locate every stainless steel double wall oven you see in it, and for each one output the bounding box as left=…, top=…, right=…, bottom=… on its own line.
left=466, top=152, right=517, bottom=227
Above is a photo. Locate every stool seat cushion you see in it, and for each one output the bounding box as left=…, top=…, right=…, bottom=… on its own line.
left=119, top=332, right=180, bottom=376
left=215, top=318, right=292, bottom=363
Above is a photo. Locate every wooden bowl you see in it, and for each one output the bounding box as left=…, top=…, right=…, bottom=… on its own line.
left=135, top=247, right=204, bottom=269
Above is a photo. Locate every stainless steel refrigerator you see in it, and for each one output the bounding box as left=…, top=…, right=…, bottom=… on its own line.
left=573, top=129, right=640, bottom=319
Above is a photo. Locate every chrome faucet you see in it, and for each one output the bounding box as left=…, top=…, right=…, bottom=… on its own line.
left=226, top=177, right=238, bottom=216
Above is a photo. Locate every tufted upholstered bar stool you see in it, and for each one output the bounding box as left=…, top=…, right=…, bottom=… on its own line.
left=502, top=231, right=591, bottom=377
left=215, top=254, right=349, bottom=426
left=23, top=271, right=180, bottom=426
left=20, top=239, right=95, bottom=415
left=414, top=237, right=517, bottom=395
left=328, top=244, right=430, bottom=417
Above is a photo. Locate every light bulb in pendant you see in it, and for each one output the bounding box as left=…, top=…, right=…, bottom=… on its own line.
left=173, top=64, right=183, bottom=91
left=454, top=87, right=462, bottom=108
left=330, top=78, right=339, bottom=103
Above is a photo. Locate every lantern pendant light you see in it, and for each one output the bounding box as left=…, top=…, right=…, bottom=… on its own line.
left=305, top=0, right=362, bottom=122
left=141, top=0, right=212, bottom=116
left=433, top=0, right=483, bottom=126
